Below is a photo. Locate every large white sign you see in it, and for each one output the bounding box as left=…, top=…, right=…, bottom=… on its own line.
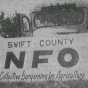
left=0, top=33, right=87, bottom=82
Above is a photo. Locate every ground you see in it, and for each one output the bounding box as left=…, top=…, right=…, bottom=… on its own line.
left=0, top=79, right=88, bottom=88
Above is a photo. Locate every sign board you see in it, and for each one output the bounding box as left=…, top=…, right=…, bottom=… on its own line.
left=0, top=33, right=88, bottom=82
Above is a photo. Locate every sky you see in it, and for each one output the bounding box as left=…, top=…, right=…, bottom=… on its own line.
left=0, top=0, right=88, bottom=17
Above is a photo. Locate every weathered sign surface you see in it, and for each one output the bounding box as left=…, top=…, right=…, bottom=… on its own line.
left=0, top=33, right=87, bottom=82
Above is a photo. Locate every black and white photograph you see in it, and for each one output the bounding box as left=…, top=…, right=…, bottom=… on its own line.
left=0, top=0, right=88, bottom=88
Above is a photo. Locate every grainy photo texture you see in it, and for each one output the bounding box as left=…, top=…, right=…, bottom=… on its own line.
left=0, top=0, right=88, bottom=88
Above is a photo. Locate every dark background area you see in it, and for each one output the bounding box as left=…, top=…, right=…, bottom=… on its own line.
left=0, top=11, right=19, bottom=38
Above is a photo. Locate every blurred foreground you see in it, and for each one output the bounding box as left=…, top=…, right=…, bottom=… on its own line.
left=0, top=79, right=88, bottom=88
